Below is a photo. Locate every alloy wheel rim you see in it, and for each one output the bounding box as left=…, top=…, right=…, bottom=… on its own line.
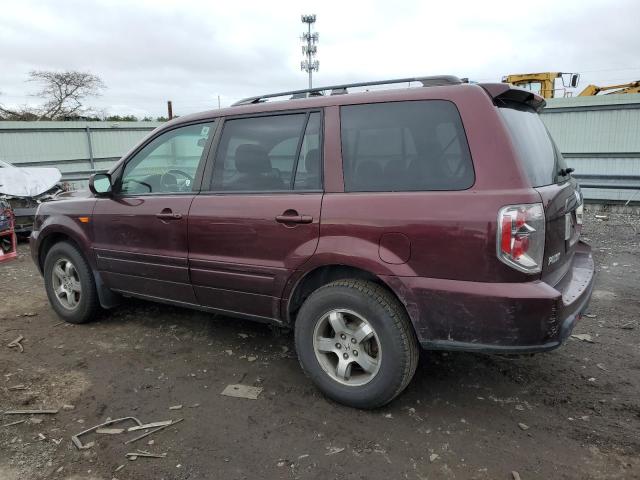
left=312, top=309, right=382, bottom=386
left=51, top=258, right=81, bottom=310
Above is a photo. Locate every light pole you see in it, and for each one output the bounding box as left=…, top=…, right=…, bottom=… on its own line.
left=301, top=14, right=319, bottom=89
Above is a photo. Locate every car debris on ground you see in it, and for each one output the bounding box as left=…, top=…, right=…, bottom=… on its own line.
left=221, top=384, right=263, bottom=400
left=128, top=420, right=174, bottom=431
left=6, top=335, right=25, bottom=352
left=7, top=384, right=27, bottom=391
left=124, top=418, right=184, bottom=445
left=71, top=416, right=184, bottom=452
left=71, top=417, right=144, bottom=449
left=126, top=449, right=167, bottom=460
left=96, top=427, right=126, bottom=435
left=326, top=446, right=345, bottom=456
left=2, top=408, right=59, bottom=415
left=1, top=419, right=26, bottom=428
left=571, top=333, right=594, bottom=343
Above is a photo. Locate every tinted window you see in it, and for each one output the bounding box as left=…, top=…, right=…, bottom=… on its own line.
left=121, top=122, right=214, bottom=194
left=211, top=112, right=322, bottom=192
left=500, top=105, right=569, bottom=186
left=341, top=101, right=474, bottom=192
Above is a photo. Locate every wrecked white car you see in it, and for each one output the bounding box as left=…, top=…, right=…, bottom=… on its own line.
left=0, top=159, right=63, bottom=234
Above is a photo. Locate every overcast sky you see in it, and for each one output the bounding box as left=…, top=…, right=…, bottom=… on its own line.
left=1, top=0, right=639, bottom=118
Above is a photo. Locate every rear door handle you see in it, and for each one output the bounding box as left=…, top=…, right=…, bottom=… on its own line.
left=156, top=212, right=183, bottom=220
left=275, top=214, right=313, bottom=224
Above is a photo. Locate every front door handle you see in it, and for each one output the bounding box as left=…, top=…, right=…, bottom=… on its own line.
left=156, top=211, right=183, bottom=220
left=275, top=213, right=313, bottom=224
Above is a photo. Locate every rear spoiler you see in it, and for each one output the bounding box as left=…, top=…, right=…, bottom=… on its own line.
left=478, top=83, right=546, bottom=112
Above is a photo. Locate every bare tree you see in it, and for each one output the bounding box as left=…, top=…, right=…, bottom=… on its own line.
left=29, top=70, right=105, bottom=120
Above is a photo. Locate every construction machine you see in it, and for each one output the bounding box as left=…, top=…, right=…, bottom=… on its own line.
left=578, top=80, right=640, bottom=96
left=502, top=72, right=580, bottom=99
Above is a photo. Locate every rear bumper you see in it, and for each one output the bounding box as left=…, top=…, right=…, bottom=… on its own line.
left=383, top=241, right=595, bottom=354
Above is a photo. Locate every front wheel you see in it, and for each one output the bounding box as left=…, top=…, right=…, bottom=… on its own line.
left=294, top=279, right=419, bottom=409
left=43, top=241, right=99, bottom=324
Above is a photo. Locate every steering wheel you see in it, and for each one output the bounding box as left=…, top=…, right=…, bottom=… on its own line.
left=160, top=169, right=193, bottom=191
left=165, top=169, right=193, bottom=182
left=122, top=178, right=152, bottom=193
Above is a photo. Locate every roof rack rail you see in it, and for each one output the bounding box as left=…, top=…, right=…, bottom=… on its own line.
left=232, top=75, right=464, bottom=106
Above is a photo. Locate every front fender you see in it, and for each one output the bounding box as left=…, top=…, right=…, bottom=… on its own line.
left=33, top=214, right=95, bottom=272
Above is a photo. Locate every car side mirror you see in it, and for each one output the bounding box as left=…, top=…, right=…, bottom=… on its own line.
left=89, top=173, right=113, bottom=197
left=570, top=73, right=580, bottom=88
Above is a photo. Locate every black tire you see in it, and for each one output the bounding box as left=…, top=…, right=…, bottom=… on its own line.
left=294, top=279, right=419, bottom=409
left=43, top=241, right=100, bottom=324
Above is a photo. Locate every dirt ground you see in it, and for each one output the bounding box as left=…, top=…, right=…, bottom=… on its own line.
left=1, top=210, right=639, bottom=480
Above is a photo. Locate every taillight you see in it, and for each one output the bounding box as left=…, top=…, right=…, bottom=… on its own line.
left=497, top=203, right=545, bottom=273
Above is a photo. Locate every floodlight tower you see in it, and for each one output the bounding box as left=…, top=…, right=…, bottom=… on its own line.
left=301, top=14, right=319, bottom=88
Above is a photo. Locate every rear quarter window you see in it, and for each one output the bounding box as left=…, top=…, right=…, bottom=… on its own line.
left=499, top=105, right=570, bottom=187
left=340, top=100, right=474, bottom=192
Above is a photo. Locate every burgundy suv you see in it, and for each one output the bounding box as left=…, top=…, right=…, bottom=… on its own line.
left=30, top=76, right=594, bottom=408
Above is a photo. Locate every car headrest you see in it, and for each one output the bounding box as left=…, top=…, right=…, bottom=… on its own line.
left=305, top=149, right=320, bottom=174
left=235, top=144, right=271, bottom=174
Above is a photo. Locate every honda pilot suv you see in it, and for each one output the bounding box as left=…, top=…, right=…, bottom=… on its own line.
left=30, top=76, right=594, bottom=408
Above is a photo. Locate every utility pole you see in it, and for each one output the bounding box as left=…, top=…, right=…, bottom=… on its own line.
left=167, top=100, right=173, bottom=120
left=301, top=15, right=319, bottom=89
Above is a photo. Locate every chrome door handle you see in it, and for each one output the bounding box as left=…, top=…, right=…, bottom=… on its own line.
left=275, top=214, right=313, bottom=224
left=156, top=212, right=182, bottom=220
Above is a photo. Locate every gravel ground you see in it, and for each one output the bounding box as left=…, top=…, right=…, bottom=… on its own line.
left=1, top=210, right=639, bottom=480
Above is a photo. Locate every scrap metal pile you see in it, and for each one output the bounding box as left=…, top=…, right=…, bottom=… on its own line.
left=0, top=198, right=17, bottom=263
left=0, top=159, right=62, bottom=234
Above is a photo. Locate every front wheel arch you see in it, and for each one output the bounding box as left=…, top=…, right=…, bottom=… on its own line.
left=38, top=232, right=120, bottom=309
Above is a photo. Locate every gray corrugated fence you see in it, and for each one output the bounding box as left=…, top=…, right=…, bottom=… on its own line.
left=540, top=93, right=640, bottom=203
left=0, top=121, right=161, bottom=191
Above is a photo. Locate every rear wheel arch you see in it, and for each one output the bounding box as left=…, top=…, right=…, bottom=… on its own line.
left=286, top=264, right=413, bottom=329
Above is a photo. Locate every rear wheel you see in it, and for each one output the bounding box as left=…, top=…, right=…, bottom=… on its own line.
left=43, top=242, right=99, bottom=324
left=295, top=279, right=418, bottom=408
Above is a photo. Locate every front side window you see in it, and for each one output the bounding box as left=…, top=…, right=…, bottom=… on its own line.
left=211, top=112, right=322, bottom=192
left=120, top=122, right=214, bottom=194
left=340, top=101, right=474, bottom=192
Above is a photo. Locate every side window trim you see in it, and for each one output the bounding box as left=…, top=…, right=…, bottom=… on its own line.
left=200, top=108, right=324, bottom=195
left=195, top=118, right=224, bottom=193
left=114, top=119, right=218, bottom=197
left=290, top=112, right=311, bottom=190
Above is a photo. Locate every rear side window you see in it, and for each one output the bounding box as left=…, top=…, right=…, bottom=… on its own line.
left=499, top=105, right=569, bottom=186
left=340, top=100, right=474, bottom=192
left=211, top=112, right=321, bottom=192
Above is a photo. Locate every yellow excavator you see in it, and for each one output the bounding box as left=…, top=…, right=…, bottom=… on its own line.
left=502, top=72, right=579, bottom=99
left=577, top=81, right=640, bottom=96
left=503, top=72, right=640, bottom=98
